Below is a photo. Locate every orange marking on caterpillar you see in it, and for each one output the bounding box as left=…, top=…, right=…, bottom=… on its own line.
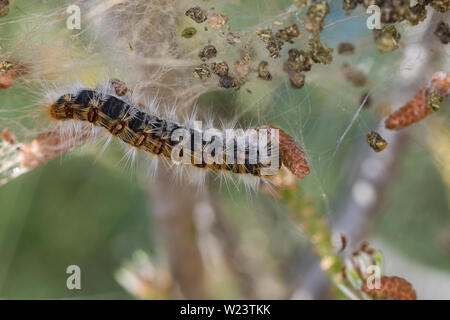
left=1, top=128, right=16, bottom=145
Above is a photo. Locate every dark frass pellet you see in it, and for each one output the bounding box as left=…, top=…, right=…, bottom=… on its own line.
left=277, top=24, right=300, bottom=43
left=284, top=48, right=313, bottom=73
left=0, top=60, right=13, bottom=73
left=337, top=42, right=355, bottom=55
left=0, top=0, right=9, bottom=18
left=406, top=3, right=427, bottom=25
left=434, top=21, right=450, bottom=44
left=360, top=91, right=371, bottom=108
left=185, top=6, right=207, bottom=23
left=342, top=0, right=358, bottom=11
left=257, top=61, right=272, bottom=81
left=305, top=1, right=330, bottom=35
left=199, top=45, right=217, bottom=61
left=219, top=75, right=236, bottom=89
left=289, top=72, right=306, bottom=89
left=427, top=91, right=443, bottom=111
left=373, top=25, right=400, bottom=53
left=429, top=0, right=450, bottom=13
left=367, top=131, right=388, bottom=152
left=256, top=28, right=283, bottom=59
left=193, top=64, right=211, bottom=80
left=182, top=27, right=197, bottom=38
left=211, top=61, right=229, bottom=77
left=308, top=37, right=333, bottom=64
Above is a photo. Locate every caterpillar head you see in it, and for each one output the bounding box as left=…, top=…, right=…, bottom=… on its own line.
left=48, top=95, right=75, bottom=120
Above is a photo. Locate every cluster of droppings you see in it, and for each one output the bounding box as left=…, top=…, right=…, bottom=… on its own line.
left=194, top=57, right=239, bottom=89
left=185, top=6, right=248, bottom=89
left=188, top=2, right=337, bottom=91
left=305, top=2, right=330, bottom=35
left=434, top=21, right=450, bottom=45
left=256, top=24, right=301, bottom=59
left=0, top=0, right=9, bottom=18
left=195, top=49, right=255, bottom=89
left=373, top=25, right=400, bottom=53
left=344, top=0, right=428, bottom=25
left=337, top=42, right=355, bottom=55
left=282, top=37, right=334, bottom=90
left=182, top=6, right=216, bottom=39
left=280, top=2, right=333, bottom=89
left=343, top=0, right=450, bottom=53
left=341, top=63, right=367, bottom=87
left=256, top=28, right=284, bottom=59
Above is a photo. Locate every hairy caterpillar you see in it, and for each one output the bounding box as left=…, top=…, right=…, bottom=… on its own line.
left=45, top=83, right=309, bottom=181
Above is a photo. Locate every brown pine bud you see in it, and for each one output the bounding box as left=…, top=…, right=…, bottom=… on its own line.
left=386, top=72, right=449, bottom=130
left=385, top=89, right=431, bottom=130
left=363, top=276, right=417, bottom=300
left=276, top=126, right=310, bottom=179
